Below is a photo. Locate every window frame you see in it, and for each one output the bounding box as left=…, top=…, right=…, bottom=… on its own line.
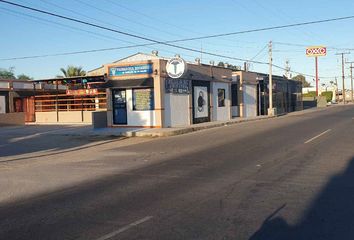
left=132, top=88, right=155, bottom=111
left=217, top=88, right=226, bottom=107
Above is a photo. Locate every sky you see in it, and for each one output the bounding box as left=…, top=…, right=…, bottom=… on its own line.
left=1, top=0, right=354, bottom=88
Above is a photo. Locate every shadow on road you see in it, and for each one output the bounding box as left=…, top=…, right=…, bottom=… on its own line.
left=249, top=156, right=354, bottom=240
left=0, top=126, right=121, bottom=159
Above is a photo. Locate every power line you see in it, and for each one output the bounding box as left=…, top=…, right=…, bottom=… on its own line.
left=0, top=0, right=340, bottom=78
left=250, top=44, right=268, bottom=61
left=2, top=0, right=354, bottom=46
left=274, top=41, right=354, bottom=51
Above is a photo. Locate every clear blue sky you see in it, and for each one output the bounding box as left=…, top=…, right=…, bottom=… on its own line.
left=1, top=0, right=354, bottom=87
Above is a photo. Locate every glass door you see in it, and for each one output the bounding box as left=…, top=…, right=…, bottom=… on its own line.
left=112, top=89, right=127, bottom=125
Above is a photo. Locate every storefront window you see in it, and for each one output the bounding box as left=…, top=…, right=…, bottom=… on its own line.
left=218, top=89, right=225, bottom=107
left=132, top=88, right=154, bottom=111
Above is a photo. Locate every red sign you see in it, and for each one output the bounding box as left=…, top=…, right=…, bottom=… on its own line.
left=66, top=89, right=98, bottom=96
left=306, top=46, right=327, bottom=57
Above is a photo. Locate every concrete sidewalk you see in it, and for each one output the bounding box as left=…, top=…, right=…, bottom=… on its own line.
left=45, top=106, right=333, bottom=138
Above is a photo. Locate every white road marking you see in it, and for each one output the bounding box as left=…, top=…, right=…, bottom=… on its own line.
left=304, top=129, right=331, bottom=144
left=8, top=127, right=76, bottom=143
left=95, top=216, right=153, bottom=240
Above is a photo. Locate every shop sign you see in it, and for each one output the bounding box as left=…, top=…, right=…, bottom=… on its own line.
left=166, top=57, right=187, bottom=78
left=165, top=79, right=191, bottom=94
left=66, top=89, right=98, bottom=96
left=109, top=64, right=153, bottom=76
left=306, top=46, right=327, bottom=57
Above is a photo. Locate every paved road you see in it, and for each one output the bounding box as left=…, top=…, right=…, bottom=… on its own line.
left=0, top=105, right=354, bottom=240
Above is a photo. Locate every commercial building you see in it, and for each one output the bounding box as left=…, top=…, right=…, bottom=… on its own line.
left=232, top=70, right=302, bottom=117
left=95, top=53, right=233, bottom=128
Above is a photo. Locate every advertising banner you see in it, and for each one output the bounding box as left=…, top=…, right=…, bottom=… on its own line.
left=109, top=64, right=153, bottom=76
left=66, top=89, right=98, bottom=96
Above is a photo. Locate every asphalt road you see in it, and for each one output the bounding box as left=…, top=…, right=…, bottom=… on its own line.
left=0, top=105, right=354, bottom=240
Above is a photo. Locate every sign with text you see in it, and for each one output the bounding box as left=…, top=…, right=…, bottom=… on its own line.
left=109, top=64, right=153, bottom=77
left=306, top=46, right=327, bottom=57
left=165, top=79, right=191, bottom=94
left=66, top=89, right=98, bottom=96
left=133, top=88, right=154, bottom=111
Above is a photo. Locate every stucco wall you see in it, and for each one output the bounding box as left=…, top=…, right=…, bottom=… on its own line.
left=164, top=93, right=190, bottom=127
left=35, top=111, right=92, bottom=123
left=0, top=112, right=25, bottom=126
left=243, top=84, right=258, bottom=117
left=232, top=106, right=239, bottom=117
left=125, top=89, right=157, bottom=127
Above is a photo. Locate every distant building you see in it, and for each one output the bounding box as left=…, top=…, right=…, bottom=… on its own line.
left=232, top=71, right=303, bottom=117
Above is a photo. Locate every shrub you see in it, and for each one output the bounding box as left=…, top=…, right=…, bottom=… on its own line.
left=303, top=91, right=317, bottom=98
left=321, top=91, right=333, bottom=102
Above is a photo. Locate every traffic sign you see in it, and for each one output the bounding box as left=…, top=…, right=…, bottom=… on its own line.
left=306, top=46, right=327, bottom=57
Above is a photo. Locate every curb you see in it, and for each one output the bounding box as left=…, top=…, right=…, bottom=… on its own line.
left=127, top=115, right=276, bottom=137
left=50, top=105, right=346, bottom=138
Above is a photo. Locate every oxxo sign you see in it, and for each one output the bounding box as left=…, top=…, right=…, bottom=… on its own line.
left=306, top=46, right=327, bottom=57
left=166, top=57, right=187, bottom=78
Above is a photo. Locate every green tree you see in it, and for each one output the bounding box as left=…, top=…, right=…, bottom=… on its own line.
left=217, top=61, right=225, bottom=67
left=0, top=67, right=16, bottom=79
left=292, top=74, right=311, bottom=87
left=217, top=61, right=241, bottom=71
left=59, top=65, right=86, bottom=77
left=17, top=74, right=33, bottom=80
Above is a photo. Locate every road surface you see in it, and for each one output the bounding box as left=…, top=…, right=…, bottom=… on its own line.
left=0, top=105, right=354, bottom=240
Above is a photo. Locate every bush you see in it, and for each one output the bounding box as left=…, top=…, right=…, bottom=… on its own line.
left=303, top=91, right=317, bottom=98
left=321, top=91, right=333, bottom=102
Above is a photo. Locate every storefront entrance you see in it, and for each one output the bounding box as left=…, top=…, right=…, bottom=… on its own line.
left=112, top=89, right=127, bottom=125
left=192, top=81, right=210, bottom=124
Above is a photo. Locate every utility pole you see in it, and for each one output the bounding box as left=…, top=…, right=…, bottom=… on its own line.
left=349, top=62, right=354, bottom=102
left=285, top=60, right=290, bottom=79
left=335, top=77, right=338, bottom=102
left=268, top=41, right=274, bottom=116
left=315, top=56, right=319, bottom=96
left=336, top=52, right=350, bottom=104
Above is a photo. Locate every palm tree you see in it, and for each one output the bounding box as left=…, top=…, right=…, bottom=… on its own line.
left=59, top=65, right=86, bottom=77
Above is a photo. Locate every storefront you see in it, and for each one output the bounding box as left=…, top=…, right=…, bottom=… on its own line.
left=232, top=70, right=303, bottom=117
left=104, top=54, right=233, bottom=128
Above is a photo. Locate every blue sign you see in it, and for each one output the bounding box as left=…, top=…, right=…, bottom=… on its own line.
left=109, top=64, right=153, bottom=76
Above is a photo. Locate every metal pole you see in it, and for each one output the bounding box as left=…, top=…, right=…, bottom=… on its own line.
left=56, top=80, right=59, bottom=122
left=342, top=53, right=346, bottom=104
left=315, top=56, right=319, bottom=96
left=268, top=41, right=273, bottom=116
left=335, top=77, right=338, bottom=102
left=351, top=63, right=354, bottom=102
left=336, top=52, right=350, bottom=104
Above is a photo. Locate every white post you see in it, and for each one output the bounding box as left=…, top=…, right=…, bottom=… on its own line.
left=268, top=41, right=275, bottom=116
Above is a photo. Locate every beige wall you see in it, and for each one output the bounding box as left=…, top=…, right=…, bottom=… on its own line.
left=35, top=111, right=92, bottom=124
left=0, top=113, right=25, bottom=126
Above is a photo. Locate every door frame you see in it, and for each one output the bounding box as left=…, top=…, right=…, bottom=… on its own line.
left=192, top=80, right=211, bottom=124
left=112, top=89, right=128, bottom=125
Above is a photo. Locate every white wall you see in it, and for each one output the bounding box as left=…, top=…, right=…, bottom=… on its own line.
left=243, top=84, right=257, bottom=117
left=125, top=89, right=157, bottom=127
left=0, top=96, right=5, bottom=114
left=232, top=106, right=239, bottom=117
left=164, top=93, right=190, bottom=127
left=212, top=82, right=231, bottom=121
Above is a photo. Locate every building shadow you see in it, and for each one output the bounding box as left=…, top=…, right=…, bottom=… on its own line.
left=249, top=156, right=354, bottom=240
left=0, top=125, right=121, bottom=159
